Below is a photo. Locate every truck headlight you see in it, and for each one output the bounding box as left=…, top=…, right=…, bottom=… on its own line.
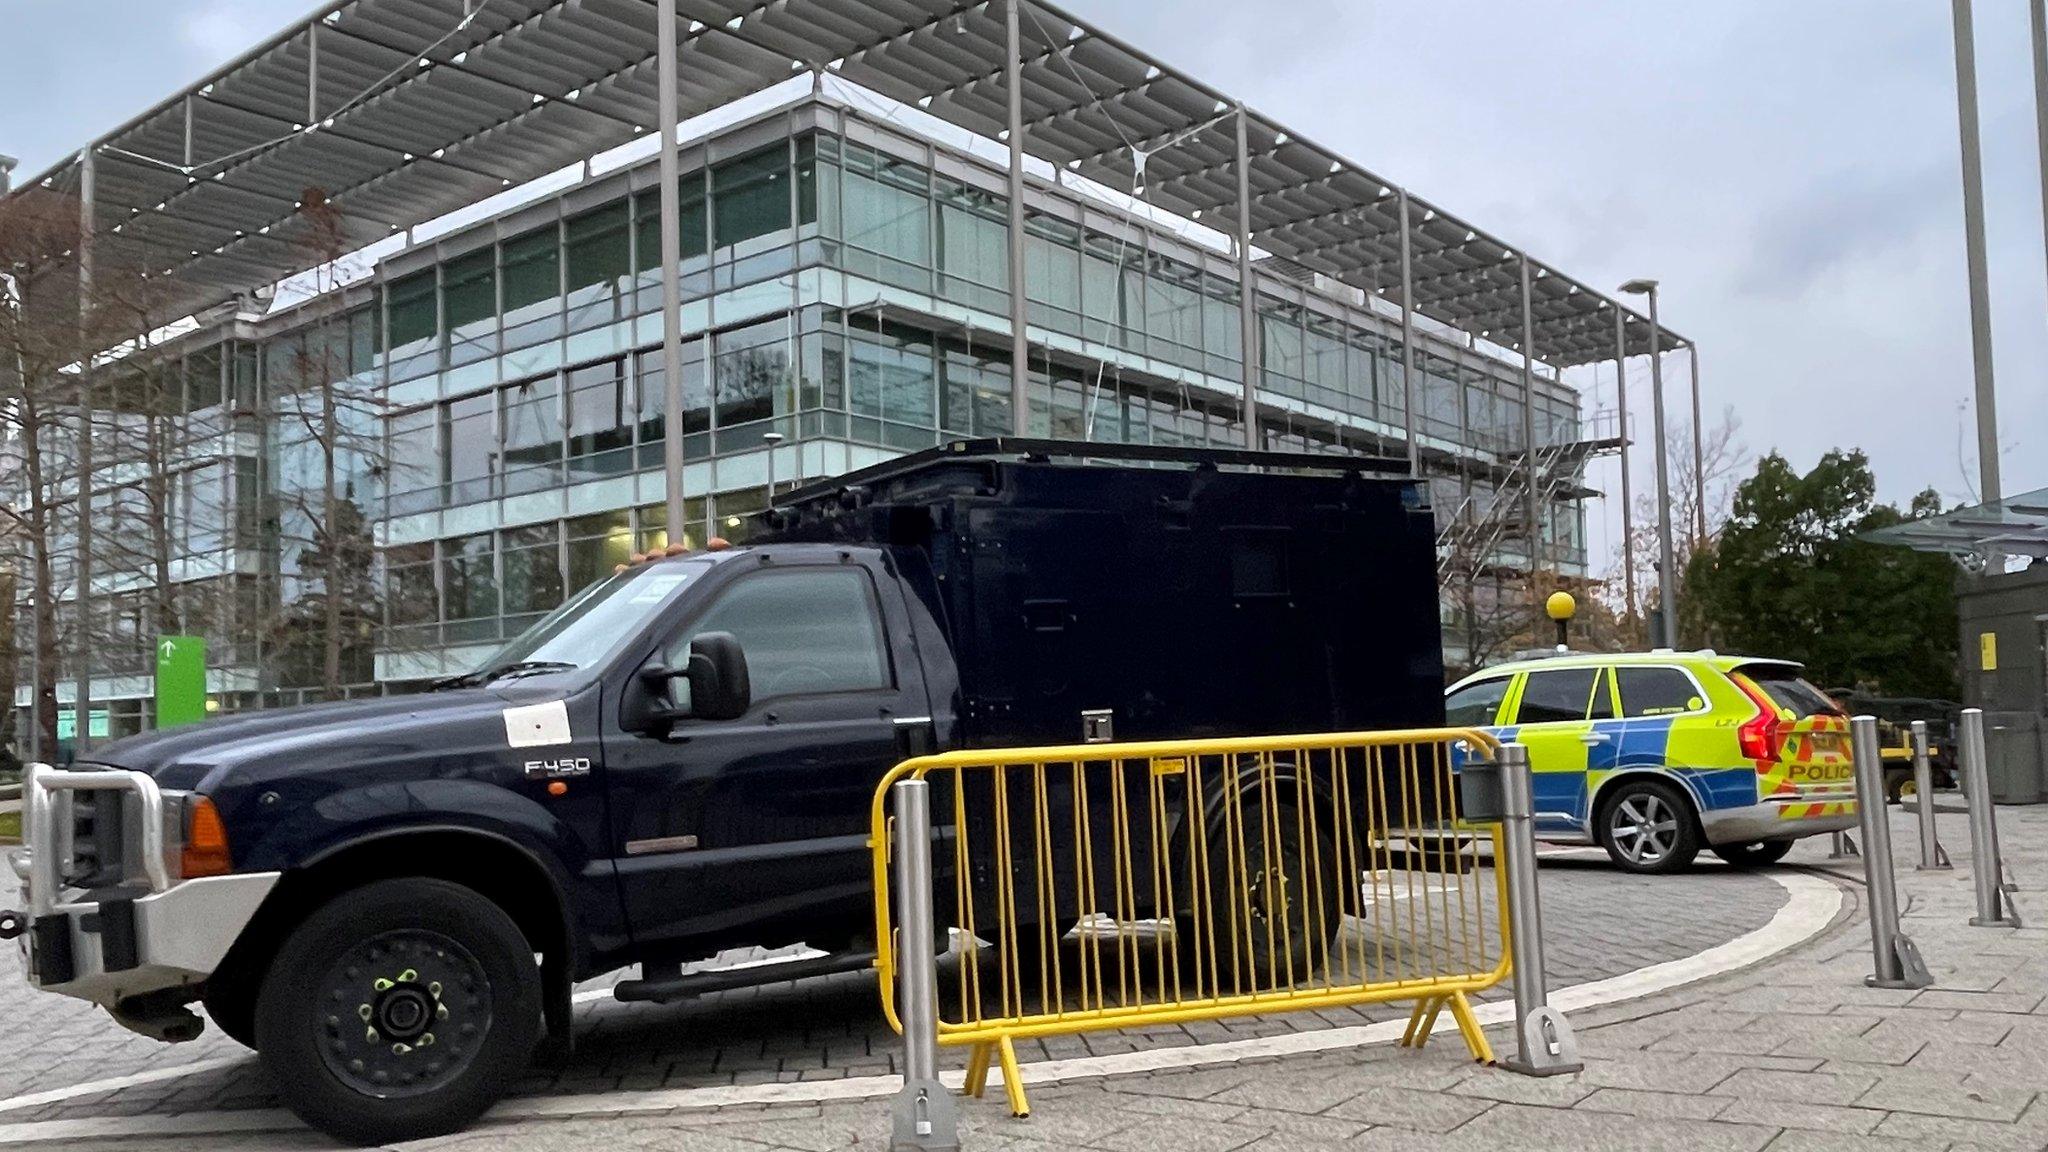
left=161, top=791, right=233, bottom=881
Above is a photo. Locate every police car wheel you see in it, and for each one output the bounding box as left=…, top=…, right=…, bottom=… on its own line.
left=1709, top=839, right=1795, bottom=868
left=1595, top=780, right=1700, bottom=874
left=254, top=878, right=540, bottom=1146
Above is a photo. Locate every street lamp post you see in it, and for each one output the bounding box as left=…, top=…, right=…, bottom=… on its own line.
left=762, top=430, right=785, bottom=499
left=1620, top=279, right=1678, bottom=650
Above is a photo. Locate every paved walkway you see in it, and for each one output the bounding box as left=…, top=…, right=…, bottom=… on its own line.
left=0, top=849, right=1786, bottom=1129
left=6, top=804, right=2041, bottom=1150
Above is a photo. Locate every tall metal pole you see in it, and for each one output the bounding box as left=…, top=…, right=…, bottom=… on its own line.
left=1497, top=742, right=1582, bottom=1076
left=1235, top=105, right=1261, bottom=449
left=73, top=150, right=95, bottom=757
left=1004, top=0, right=1030, bottom=435
left=1910, top=720, right=1950, bottom=871
left=1644, top=288, right=1678, bottom=649
left=2035, top=0, right=2048, bottom=334
left=1958, top=709, right=2021, bottom=927
left=656, top=0, right=688, bottom=547
left=1687, top=344, right=1705, bottom=546
left=1612, top=309, right=1638, bottom=630
left=887, top=778, right=958, bottom=1150
left=1953, top=0, right=2002, bottom=507
left=1852, top=715, right=1933, bottom=987
left=1518, top=257, right=1541, bottom=598
left=1397, top=190, right=1418, bottom=474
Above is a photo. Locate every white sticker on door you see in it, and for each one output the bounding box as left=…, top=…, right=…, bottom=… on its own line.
left=504, top=700, right=573, bottom=749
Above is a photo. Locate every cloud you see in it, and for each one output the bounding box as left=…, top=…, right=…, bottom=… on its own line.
left=179, top=2, right=276, bottom=62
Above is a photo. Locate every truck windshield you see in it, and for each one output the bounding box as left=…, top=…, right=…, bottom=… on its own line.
left=463, top=561, right=709, bottom=679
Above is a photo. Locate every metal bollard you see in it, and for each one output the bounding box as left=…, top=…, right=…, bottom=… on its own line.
left=1958, top=710, right=2022, bottom=928
left=1829, top=831, right=1859, bottom=859
left=889, top=779, right=960, bottom=1151
left=1851, top=716, right=1932, bottom=988
left=1496, top=742, right=1582, bottom=1076
left=1910, top=721, right=1950, bottom=871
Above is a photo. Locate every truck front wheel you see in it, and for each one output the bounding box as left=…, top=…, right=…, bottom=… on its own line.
left=253, top=878, right=540, bottom=1145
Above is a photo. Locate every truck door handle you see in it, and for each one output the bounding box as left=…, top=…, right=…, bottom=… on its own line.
left=1580, top=733, right=1612, bottom=745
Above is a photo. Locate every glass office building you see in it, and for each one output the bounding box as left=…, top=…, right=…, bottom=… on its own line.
left=11, top=91, right=1603, bottom=740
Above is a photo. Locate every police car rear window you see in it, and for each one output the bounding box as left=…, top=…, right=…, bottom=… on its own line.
left=1740, top=667, right=1841, bottom=719
left=1615, top=666, right=1699, bottom=717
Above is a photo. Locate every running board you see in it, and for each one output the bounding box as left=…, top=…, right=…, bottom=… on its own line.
left=613, top=949, right=877, bottom=1003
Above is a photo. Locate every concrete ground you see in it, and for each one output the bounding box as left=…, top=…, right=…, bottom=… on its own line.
left=2, top=803, right=2039, bottom=1150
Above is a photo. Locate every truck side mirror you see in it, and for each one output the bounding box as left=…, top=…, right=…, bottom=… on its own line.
left=681, top=632, right=750, bottom=721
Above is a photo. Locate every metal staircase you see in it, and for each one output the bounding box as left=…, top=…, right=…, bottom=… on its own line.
left=1435, top=413, right=1622, bottom=587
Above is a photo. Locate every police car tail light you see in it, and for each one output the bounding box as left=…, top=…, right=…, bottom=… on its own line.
left=1732, top=675, right=1783, bottom=764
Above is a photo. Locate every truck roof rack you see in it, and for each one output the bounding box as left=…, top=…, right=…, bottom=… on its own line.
left=771, top=437, right=1413, bottom=511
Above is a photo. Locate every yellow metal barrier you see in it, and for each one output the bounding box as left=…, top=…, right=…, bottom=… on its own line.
left=870, top=728, right=1510, bottom=1117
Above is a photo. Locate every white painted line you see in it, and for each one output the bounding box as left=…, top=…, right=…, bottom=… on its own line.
left=0, top=1057, right=249, bottom=1117
left=0, top=870, right=1840, bottom=1145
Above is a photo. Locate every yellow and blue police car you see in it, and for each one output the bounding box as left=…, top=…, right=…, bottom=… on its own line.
left=1445, top=650, right=1859, bottom=873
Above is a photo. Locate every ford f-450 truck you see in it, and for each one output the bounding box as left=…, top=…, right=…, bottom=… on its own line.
left=5, top=439, right=1444, bottom=1143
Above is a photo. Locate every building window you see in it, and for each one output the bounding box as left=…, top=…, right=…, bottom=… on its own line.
left=712, top=146, right=791, bottom=251
left=501, top=227, right=562, bottom=350
left=384, top=543, right=438, bottom=630
left=384, top=270, right=437, bottom=373
left=442, top=532, right=498, bottom=632
left=565, top=201, right=631, bottom=332
left=635, top=341, right=710, bottom=468
left=566, top=510, right=634, bottom=593
left=501, top=375, right=562, bottom=495
left=566, top=358, right=632, bottom=480
left=848, top=322, right=937, bottom=450
left=936, top=177, right=1008, bottom=315
left=442, top=248, right=497, bottom=367
left=500, top=523, right=563, bottom=622
left=713, top=318, right=792, bottom=449
left=443, top=391, right=495, bottom=505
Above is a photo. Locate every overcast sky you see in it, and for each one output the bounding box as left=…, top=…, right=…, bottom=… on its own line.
left=5, top=0, right=2045, bottom=573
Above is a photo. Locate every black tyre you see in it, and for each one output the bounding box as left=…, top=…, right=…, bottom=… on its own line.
left=1175, top=793, right=1340, bottom=991
left=1885, top=769, right=1911, bottom=805
left=1595, top=778, right=1701, bottom=874
left=253, top=878, right=540, bottom=1146
left=200, top=982, right=258, bottom=1050
left=1709, top=839, right=1795, bottom=868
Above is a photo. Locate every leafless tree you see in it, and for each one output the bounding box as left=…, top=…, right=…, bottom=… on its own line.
left=1603, top=405, right=1748, bottom=648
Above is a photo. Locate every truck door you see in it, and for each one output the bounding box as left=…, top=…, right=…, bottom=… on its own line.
left=602, top=556, right=931, bottom=954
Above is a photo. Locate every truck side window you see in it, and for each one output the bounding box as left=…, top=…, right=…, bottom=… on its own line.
left=1615, top=666, right=1700, bottom=717
left=671, top=569, right=891, bottom=699
left=1445, top=677, right=1511, bottom=727
left=1515, top=668, right=1599, bottom=724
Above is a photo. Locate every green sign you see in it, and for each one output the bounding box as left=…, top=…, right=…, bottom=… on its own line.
left=55, top=708, right=109, bottom=741
left=155, top=635, right=208, bottom=728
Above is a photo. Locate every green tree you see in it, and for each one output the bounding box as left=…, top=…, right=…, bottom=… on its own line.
left=1685, top=450, right=1957, bottom=698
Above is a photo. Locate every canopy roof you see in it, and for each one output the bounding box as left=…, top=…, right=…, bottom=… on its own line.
left=1866, top=487, right=2048, bottom=561
left=8, top=0, right=1687, bottom=365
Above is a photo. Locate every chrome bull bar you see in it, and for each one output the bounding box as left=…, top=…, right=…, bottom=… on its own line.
left=13, top=762, right=173, bottom=919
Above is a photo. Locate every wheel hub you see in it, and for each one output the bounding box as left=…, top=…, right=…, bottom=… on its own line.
left=318, top=931, right=489, bottom=1098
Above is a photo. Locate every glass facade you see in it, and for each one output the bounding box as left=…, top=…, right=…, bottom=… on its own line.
left=16, top=97, right=1595, bottom=722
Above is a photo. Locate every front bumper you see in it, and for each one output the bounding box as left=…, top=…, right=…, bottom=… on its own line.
left=1701, top=792, right=1860, bottom=845
left=7, top=763, right=277, bottom=1012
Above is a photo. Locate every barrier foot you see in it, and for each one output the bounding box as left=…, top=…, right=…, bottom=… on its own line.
left=1401, top=997, right=1444, bottom=1049
left=963, top=1042, right=993, bottom=1100
left=1499, top=1006, right=1583, bottom=1077
left=1447, top=992, right=1495, bottom=1065
left=996, top=1037, right=1028, bottom=1118
left=889, top=1079, right=960, bottom=1152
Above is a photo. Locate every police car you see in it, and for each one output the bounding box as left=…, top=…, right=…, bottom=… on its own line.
left=1445, top=651, right=1859, bottom=873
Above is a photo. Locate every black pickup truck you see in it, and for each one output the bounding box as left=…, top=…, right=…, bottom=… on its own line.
left=5, top=440, right=1445, bottom=1143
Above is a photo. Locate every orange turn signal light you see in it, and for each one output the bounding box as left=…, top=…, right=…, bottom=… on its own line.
left=182, top=797, right=233, bottom=879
